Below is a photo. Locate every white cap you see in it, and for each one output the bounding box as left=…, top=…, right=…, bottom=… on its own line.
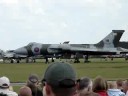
left=0, top=76, right=10, bottom=88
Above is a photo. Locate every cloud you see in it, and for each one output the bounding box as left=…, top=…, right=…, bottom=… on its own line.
left=0, top=0, right=19, bottom=5
left=0, top=0, right=128, bottom=50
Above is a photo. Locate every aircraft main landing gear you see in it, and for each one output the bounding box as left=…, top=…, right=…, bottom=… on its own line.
left=74, top=57, right=80, bottom=63
left=84, top=55, right=90, bottom=63
left=10, top=59, right=14, bottom=63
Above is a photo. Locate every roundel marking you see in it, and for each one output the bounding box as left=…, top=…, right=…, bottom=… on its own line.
left=34, top=47, right=40, bottom=52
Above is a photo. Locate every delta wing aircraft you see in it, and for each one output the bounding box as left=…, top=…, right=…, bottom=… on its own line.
left=0, top=49, right=27, bottom=63
left=14, top=30, right=127, bottom=63
left=3, top=50, right=27, bottom=63
left=59, top=30, right=128, bottom=62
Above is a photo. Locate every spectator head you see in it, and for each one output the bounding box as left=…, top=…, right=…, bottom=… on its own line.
left=19, top=86, right=32, bottom=96
left=122, top=79, right=128, bottom=93
left=78, top=77, right=93, bottom=95
left=27, top=74, right=39, bottom=87
left=92, top=76, right=108, bottom=92
left=116, top=79, right=123, bottom=89
left=26, top=74, right=40, bottom=93
left=42, top=62, right=77, bottom=96
left=0, top=76, right=10, bottom=89
left=78, top=77, right=92, bottom=91
left=28, top=74, right=39, bottom=84
left=108, top=81, right=117, bottom=89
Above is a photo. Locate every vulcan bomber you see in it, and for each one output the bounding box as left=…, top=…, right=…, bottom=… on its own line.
left=14, top=30, right=127, bottom=63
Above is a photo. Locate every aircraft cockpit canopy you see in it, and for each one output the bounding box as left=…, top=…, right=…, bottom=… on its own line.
left=63, top=41, right=70, bottom=44
left=27, top=42, right=37, bottom=46
left=27, top=42, right=42, bottom=47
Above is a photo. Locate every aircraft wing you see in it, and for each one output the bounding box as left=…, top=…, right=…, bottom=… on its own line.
left=58, top=46, right=122, bottom=56
left=4, top=52, right=14, bottom=58
left=118, top=47, right=128, bottom=54
left=70, top=47, right=98, bottom=52
left=4, top=52, right=27, bottom=59
left=69, top=47, right=119, bottom=53
left=69, top=47, right=128, bottom=54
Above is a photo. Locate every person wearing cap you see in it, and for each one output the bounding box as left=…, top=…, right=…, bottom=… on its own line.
left=0, top=76, right=18, bottom=96
left=26, top=74, right=43, bottom=96
left=42, top=62, right=78, bottom=96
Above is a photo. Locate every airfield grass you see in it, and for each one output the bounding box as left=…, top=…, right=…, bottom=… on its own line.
left=0, top=58, right=128, bottom=92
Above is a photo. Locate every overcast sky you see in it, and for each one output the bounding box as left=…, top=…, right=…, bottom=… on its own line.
left=0, top=0, right=128, bottom=50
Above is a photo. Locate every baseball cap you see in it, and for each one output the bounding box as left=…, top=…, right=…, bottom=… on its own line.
left=0, top=76, right=10, bottom=88
left=28, top=74, right=39, bottom=83
left=42, top=62, right=77, bottom=88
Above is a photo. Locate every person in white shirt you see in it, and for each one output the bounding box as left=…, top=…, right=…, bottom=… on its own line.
left=0, top=76, right=18, bottom=96
left=108, top=81, right=125, bottom=96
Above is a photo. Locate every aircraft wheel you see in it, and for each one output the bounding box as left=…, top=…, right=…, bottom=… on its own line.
left=11, top=59, right=14, bottom=63
left=26, top=58, right=29, bottom=63
left=33, top=59, right=36, bottom=63
left=17, top=60, right=20, bottom=63
left=52, top=59, right=54, bottom=62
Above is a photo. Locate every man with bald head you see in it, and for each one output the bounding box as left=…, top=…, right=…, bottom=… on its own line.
left=19, top=86, right=32, bottom=96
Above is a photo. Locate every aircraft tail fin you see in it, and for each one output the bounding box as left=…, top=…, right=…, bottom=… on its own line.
left=95, top=30, right=125, bottom=48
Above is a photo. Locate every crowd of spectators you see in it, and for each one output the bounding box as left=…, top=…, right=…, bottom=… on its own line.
left=0, top=62, right=128, bottom=96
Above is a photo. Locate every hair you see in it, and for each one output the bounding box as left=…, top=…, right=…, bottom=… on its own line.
left=92, top=76, right=108, bottom=92
left=108, top=81, right=117, bottom=89
left=116, top=79, right=123, bottom=87
left=122, top=79, right=128, bottom=93
left=78, top=77, right=94, bottom=96
left=26, top=79, right=40, bottom=92
left=79, top=77, right=92, bottom=91
left=19, top=86, right=32, bottom=96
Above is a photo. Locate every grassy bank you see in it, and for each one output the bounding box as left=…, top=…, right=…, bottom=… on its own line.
left=0, top=58, right=128, bottom=82
left=1, top=58, right=128, bottom=93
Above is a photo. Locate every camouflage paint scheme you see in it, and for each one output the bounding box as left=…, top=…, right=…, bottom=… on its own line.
left=14, top=30, right=126, bottom=58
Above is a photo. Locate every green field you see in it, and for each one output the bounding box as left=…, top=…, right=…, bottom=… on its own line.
left=0, top=58, right=128, bottom=82
left=0, top=58, right=128, bottom=93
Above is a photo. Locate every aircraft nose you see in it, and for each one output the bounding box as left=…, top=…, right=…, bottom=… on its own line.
left=14, top=47, right=28, bottom=55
